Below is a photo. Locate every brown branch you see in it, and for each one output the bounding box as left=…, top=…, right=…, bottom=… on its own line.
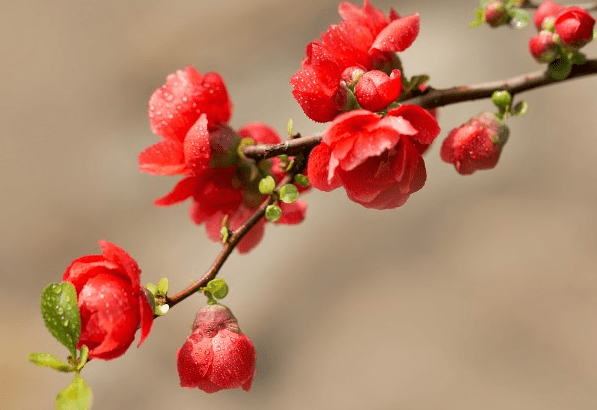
left=243, top=60, right=597, bottom=161
left=518, top=1, right=597, bottom=11
left=164, top=176, right=290, bottom=309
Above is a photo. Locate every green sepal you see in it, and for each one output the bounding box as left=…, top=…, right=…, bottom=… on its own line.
left=548, top=57, right=572, bottom=80
left=157, top=278, right=169, bottom=296
left=76, top=345, right=89, bottom=371
left=511, top=101, right=529, bottom=117
left=402, top=74, right=430, bottom=98
left=279, top=184, right=299, bottom=203
left=570, top=51, right=587, bottom=65
left=55, top=373, right=93, bottom=410
left=265, top=204, right=282, bottom=222
left=508, top=8, right=529, bottom=29
left=29, top=353, right=73, bottom=373
left=259, top=175, right=276, bottom=194
left=294, top=174, right=310, bottom=188
left=469, top=8, right=484, bottom=28
left=206, top=278, right=229, bottom=299
left=41, top=282, right=81, bottom=358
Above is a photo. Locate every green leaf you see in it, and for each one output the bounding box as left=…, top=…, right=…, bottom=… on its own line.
left=265, top=204, right=282, bottom=222
left=570, top=51, right=587, bottom=65
left=157, top=278, right=169, bottom=295
left=55, top=374, right=93, bottom=410
left=279, top=184, right=299, bottom=203
left=29, top=353, right=73, bottom=373
left=511, top=101, right=529, bottom=117
left=403, top=74, right=430, bottom=97
left=41, top=283, right=81, bottom=358
left=286, top=118, right=294, bottom=137
left=258, top=176, right=276, bottom=195
left=145, top=283, right=158, bottom=297
left=206, top=278, right=229, bottom=299
left=294, top=174, right=310, bottom=188
left=76, top=346, right=89, bottom=371
left=220, top=225, right=230, bottom=244
left=469, top=8, right=484, bottom=28
left=548, top=57, right=572, bottom=80
left=509, top=8, right=529, bottom=29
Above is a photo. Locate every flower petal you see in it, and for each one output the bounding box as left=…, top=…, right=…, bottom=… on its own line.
left=138, top=140, right=188, bottom=176
left=153, top=176, right=195, bottom=206
left=370, top=13, right=420, bottom=54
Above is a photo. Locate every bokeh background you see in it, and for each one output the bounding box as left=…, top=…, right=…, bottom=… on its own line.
left=3, top=0, right=597, bottom=409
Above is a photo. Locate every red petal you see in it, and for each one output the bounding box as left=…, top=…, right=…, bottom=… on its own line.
left=63, top=255, right=117, bottom=293
left=307, top=143, right=342, bottom=192
left=209, top=331, right=256, bottom=390
left=387, top=105, right=440, bottom=145
left=183, top=114, right=211, bottom=173
left=137, top=291, right=154, bottom=347
left=238, top=122, right=282, bottom=145
left=98, top=240, right=141, bottom=289
left=153, top=176, right=195, bottom=206
left=370, top=13, right=420, bottom=54
left=138, top=140, right=188, bottom=175
left=177, top=333, right=214, bottom=389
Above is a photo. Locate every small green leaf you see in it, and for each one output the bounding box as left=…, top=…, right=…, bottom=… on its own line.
left=206, top=278, right=229, bottom=299
left=41, top=283, right=81, bottom=358
left=294, top=174, right=310, bottom=188
left=76, top=346, right=89, bottom=371
left=286, top=118, right=294, bottom=137
left=469, top=8, right=484, bottom=28
left=220, top=225, right=230, bottom=244
left=265, top=204, right=282, bottom=222
left=145, top=283, right=158, bottom=297
left=509, top=8, right=529, bottom=29
left=56, top=374, right=93, bottom=410
left=511, top=101, right=529, bottom=117
left=157, top=278, right=169, bottom=295
left=259, top=176, right=276, bottom=195
left=548, top=57, right=572, bottom=80
left=402, top=74, right=430, bottom=97
left=570, top=51, right=587, bottom=65
left=279, top=184, right=299, bottom=203
left=29, top=353, right=73, bottom=373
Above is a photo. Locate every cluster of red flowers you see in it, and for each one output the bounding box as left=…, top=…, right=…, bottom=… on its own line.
left=139, top=66, right=307, bottom=253
left=291, top=0, right=441, bottom=209
left=529, top=1, right=595, bottom=62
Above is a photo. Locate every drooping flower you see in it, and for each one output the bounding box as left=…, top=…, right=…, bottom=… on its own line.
left=177, top=304, right=256, bottom=393
left=307, top=106, right=439, bottom=209
left=140, top=68, right=307, bottom=253
left=440, top=112, right=509, bottom=175
left=291, top=0, right=420, bottom=122
left=63, top=241, right=153, bottom=360
left=554, top=6, right=595, bottom=50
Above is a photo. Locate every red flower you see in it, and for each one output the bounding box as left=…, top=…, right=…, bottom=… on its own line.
left=533, top=0, right=565, bottom=30
left=440, top=112, right=509, bottom=175
left=177, top=304, right=256, bottom=393
left=140, top=69, right=308, bottom=254
left=554, top=6, right=595, bottom=50
left=291, top=0, right=420, bottom=122
left=354, top=69, right=402, bottom=112
left=307, top=106, right=439, bottom=209
left=529, top=31, right=558, bottom=63
left=483, top=1, right=509, bottom=28
left=63, top=241, right=153, bottom=360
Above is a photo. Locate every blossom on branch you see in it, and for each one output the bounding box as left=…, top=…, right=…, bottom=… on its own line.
left=140, top=67, right=307, bottom=253
left=307, top=106, right=439, bottom=209
left=533, top=0, right=565, bottom=31
left=291, top=0, right=420, bottom=122
left=63, top=241, right=154, bottom=360
left=177, top=304, right=255, bottom=393
left=554, top=6, right=595, bottom=50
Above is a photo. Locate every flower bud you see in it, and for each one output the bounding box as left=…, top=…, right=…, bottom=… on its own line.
left=533, top=1, right=565, bottom=31
left=354, top=69, right=402, bottom=112
left=529, top=31, right=558, bottom=63
left=177, top=304, right=256, bottom=393
left=484, top=1, right=510, bottom=28
left=554, top=6, right=595, bottom=50
left=440, top=112, right=509, bottom=175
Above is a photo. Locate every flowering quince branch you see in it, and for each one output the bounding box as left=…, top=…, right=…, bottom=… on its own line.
left=29, top=0, right=597, bottom=407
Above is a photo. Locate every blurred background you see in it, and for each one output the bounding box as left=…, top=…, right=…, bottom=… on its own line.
left=3, top=0, right=597, bottom=409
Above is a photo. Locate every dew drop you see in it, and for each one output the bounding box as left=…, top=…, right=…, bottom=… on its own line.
left=63, top=319, right=69, bottom=327
left=52, top=286, right=62, bottom=294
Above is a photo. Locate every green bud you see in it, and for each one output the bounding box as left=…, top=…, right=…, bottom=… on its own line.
left=258, top=175, right=276, bottom=194
left=265, top=204, right=282, bottom=222
left=279, top=184, right=299, bottom=203
left=492, top=90, right=512, bottom=111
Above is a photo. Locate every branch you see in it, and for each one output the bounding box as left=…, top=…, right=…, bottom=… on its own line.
left=518, top=1, right=597, bottom=12
left=243, top=60, right=597, bottom=160
left=165, top=176, right=290, bottom=309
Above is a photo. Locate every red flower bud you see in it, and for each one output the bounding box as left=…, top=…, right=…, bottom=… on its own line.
left=440, top=113, right=509, bottom=175
left=533, top=0, right=565, bottom=31
left=177, top=304, right=256, bottom=393
left=63, top=241, right=154, bottom=360
left=529, top=31, right=558, bottom=63
left=484, top=1, right=509, bottom=28
left=354, top=69, right=402, bottom=112
left=554, top=6, right=595, bottom=50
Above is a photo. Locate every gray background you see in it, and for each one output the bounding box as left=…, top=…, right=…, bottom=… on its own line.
left=3, top=0, right=597, bottom=409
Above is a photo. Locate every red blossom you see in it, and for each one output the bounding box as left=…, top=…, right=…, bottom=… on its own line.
left=440, top=112, right=509, bottom=175
left=307, top=106, right=439, bottom=209
left=529, top=31, right=558, bottom=63
left=291, top=1, right=420, bottom=122
left=177, top=304, right=256, bottom=393
left=63, top=241, right=153, bottom=360
left=554, top=6, right=595, bottom=50
left=354, top=69, right=402, bottom=112
left=483, top=1, right=509, bottom=28
left=534, top=0, right=565, bottom=31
